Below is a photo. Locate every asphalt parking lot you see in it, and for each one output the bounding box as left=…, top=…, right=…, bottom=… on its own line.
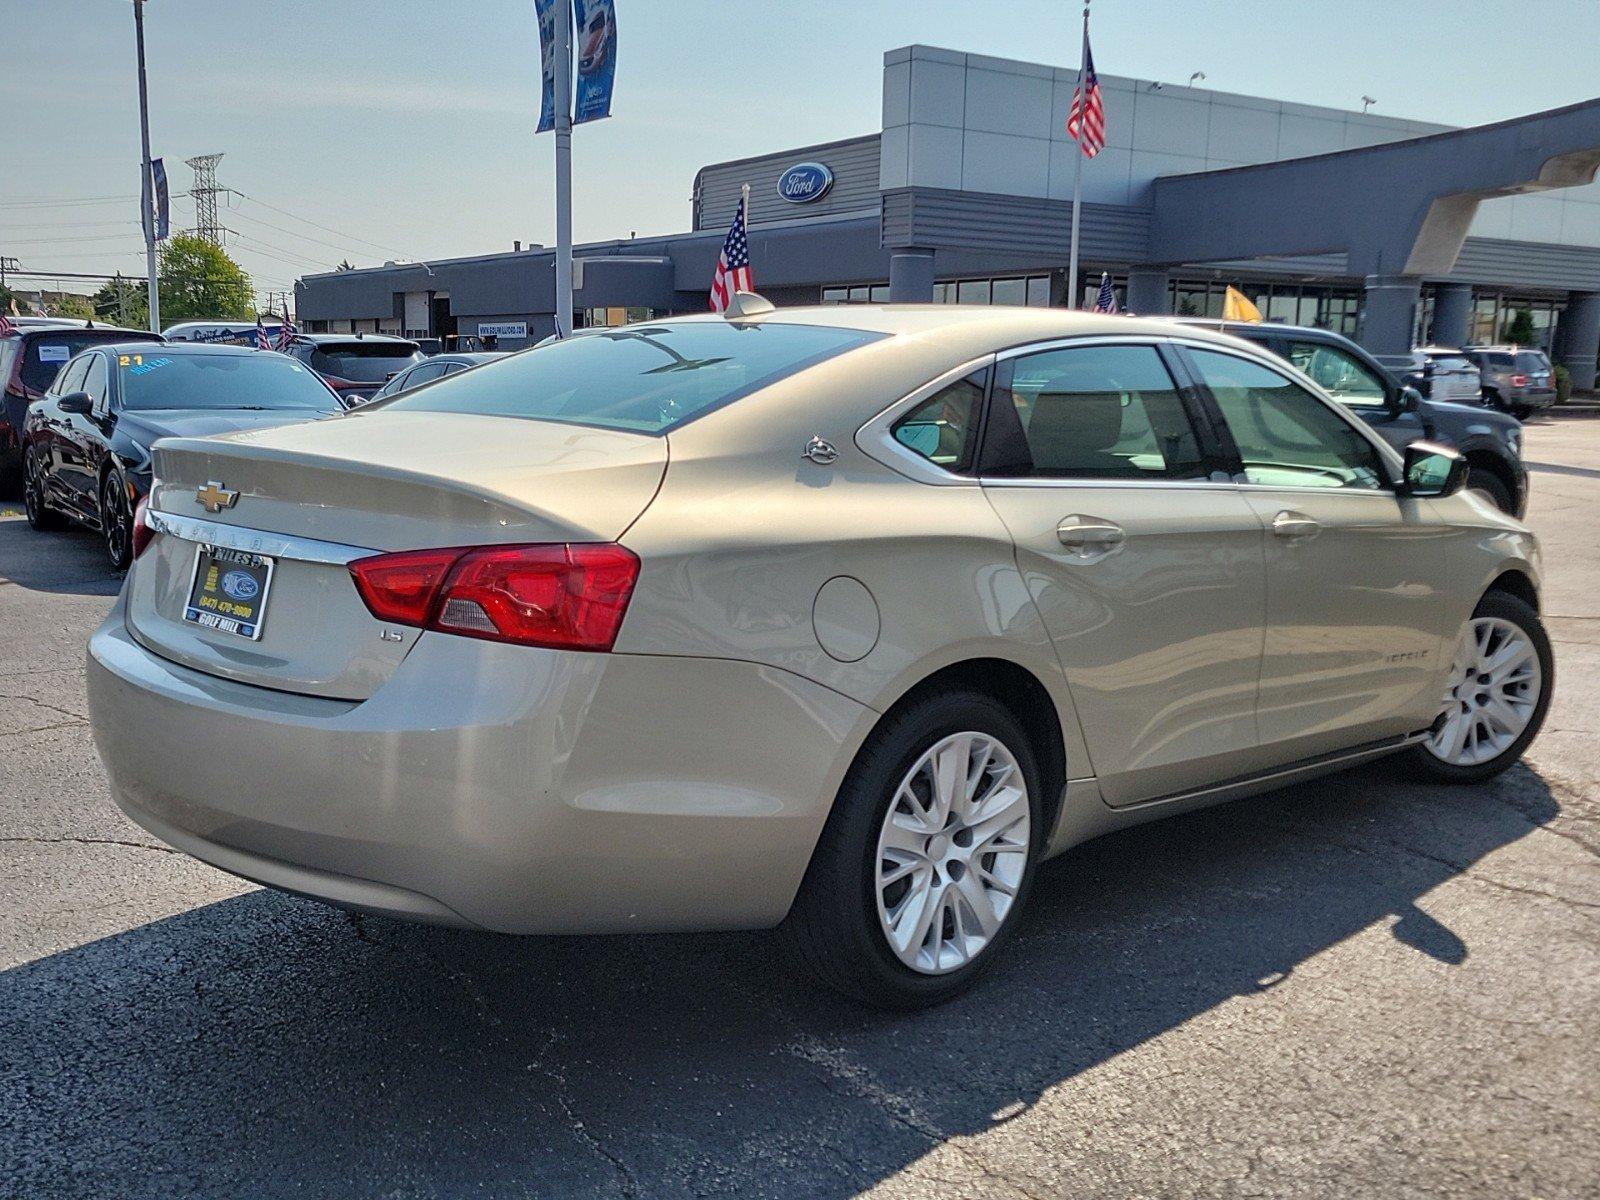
left=2, top=420, right=1597, bottom=1200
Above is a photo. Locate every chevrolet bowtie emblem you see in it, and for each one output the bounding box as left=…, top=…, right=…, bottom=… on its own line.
left=195, top=481, right=240, bottom=514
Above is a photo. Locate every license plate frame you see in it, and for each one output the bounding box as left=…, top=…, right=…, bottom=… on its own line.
left=182, top=543, right=276, bottom=641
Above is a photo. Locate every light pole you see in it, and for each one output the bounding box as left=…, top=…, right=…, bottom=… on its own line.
left=551, top=1, right=573, bottom=338
left=132, top=0, right=160, bottom=333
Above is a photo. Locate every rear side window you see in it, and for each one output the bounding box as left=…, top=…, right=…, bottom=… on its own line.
left=893, top=371, right=985, bottom=472
left=982, top=344, right=1205, bottom=480
left=1188, top=349, right=1387, bottom=491
left=381, top=321, right=884, bottom=434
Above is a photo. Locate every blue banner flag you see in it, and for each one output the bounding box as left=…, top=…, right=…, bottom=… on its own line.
left=534, top=0, right=561, bottom=133
left=572, top=0, right=616, bottom=124
left=150, top=157, right=170, bottom=241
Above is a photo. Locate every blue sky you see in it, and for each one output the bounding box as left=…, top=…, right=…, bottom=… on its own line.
left=3, top=0, right=1599, bottom=300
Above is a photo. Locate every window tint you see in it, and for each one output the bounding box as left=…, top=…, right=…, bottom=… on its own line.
left=307, top=341, right=424, bottom=383
left=400, top=362, right=447, bottom=391
left=51, top=355, right=89, bottom=398
left=892, top=371, right=985, bottom=471
left=1188, top=349, right=1388, bottom=491
left=118, top=352, right=338, bottom=411
left=985, top=344, right=1204, bottom=480
left=20, top=332, right=161, bottom=393
left=1282, top=340, right=1388, bottom=407
left=82, top=354, right=110, bottom=412
left=1514, top=351, right=1548, bottom=373
left=382, top=321, right=884, bottom=434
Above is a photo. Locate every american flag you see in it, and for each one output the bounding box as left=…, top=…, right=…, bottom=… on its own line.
left=1066, top=43, right=1106, bottom=158
left=1093, top=272, right=1118, bottom=313
left=0, top=313, right=15, bottom=338
left=709, top=196, right=754, bottom=313
left=254, top=316, right=270, bottom=350
left=275, top=308, right=296, bottom=351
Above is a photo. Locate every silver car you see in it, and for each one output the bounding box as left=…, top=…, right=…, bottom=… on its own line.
left=87, top=307, right=1552, bottom=1008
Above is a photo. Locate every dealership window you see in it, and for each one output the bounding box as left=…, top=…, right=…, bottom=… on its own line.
left=931, top=275, right=1052, bottom=307
left=821, top=285, right=889, bottom=304
left=581, top=306, right=657, bottom=328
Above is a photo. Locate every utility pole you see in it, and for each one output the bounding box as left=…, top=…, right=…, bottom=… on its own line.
left=0, top=256, right=18, bottom=292
left=132, top=0, right=160, bottom=332
left=551, top=1, right=573, bottom=338
left=185, top=153, right=226, bottom=244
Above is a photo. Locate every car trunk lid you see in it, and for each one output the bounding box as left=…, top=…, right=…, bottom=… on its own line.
left=126, top=411, right=667, bottom=699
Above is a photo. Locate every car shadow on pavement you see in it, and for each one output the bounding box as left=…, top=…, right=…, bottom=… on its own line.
left=0, top=761, right=1560, bottom=1198
left=0, top=516, right=122, bottom=596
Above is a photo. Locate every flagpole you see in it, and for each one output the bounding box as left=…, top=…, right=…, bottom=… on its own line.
left=1065, top=0, right=1089, bottom=310
left=552, top=0, right=574, bottom=338
left=132, top=0, right=160, bottom=334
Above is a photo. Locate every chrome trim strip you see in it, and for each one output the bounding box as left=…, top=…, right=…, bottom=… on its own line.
left=1118, top=731, right=1429, bottom=812
left=144, top=508, right=375, bottom=566
left=854, top=352, right=996, bottom=487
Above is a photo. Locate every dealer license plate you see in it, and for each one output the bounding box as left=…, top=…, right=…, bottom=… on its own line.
left=182, top=544, right=275, bottom=640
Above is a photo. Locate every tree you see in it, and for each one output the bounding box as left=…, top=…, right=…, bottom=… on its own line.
left=0, top=283, right=15, bottom=315
left=157, top=234, right=254, bottom=322
left=336, top=259, right=355, bottom=272
left=50, top=293, right=96, bottom=320
left=92, top=276, right=149, bottom=327
left=1503, top=307, right=1537, bottom=346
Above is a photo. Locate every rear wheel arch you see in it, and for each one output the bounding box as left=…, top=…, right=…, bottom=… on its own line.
left=870, top=657, right=1069, bottom=839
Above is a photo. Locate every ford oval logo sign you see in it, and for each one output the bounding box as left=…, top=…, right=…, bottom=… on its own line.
left=777, top=162, right=834, bottom=205
left=221, top=571, right=260, bottom=601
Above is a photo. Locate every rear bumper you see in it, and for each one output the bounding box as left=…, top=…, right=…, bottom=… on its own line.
left=88, top=592, right=871, bottom=933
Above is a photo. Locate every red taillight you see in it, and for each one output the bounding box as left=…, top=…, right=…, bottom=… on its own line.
left=348, top=543, right=640, bottom=652
left=132, top=496, right=155, bottom=559
left=1511, top=373, right=1529, bottom=387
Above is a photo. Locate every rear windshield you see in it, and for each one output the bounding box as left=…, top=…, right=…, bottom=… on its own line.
left=1428, top=355, right=1473, bottom=371
left=118, top=351, right=337, bottom=411
left=1514, top=351, right=1549, bottom=372
left=22, top=331, right=161, bottom=393
left=308, top=342, right=423, bottom=383
left=379, top=322, right=885, bottom=434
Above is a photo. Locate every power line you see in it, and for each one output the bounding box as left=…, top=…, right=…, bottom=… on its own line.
left=230, top=190, right=406, bottom=257
left=227, top=208, right=373, bottom=257
left=0, top=195, right=140, bottom=210
left=224, top=229, right=338, bottom=271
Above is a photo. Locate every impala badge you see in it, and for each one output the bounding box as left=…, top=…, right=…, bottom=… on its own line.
left=803, top=436, right=838, bottom=466
left=195, top=481, right=239, bottom=514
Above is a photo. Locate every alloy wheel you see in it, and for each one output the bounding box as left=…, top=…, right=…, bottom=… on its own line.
left=874, top=732, right=1030, bottom=975
left=1426, top=617, right=1542, bottom=766
left=23, top=450, right=46, bottom=524
left=102, top=476, right=133, bottom=568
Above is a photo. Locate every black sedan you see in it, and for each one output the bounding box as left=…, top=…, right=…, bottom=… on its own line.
left=22, top=342, right=345, bottom=568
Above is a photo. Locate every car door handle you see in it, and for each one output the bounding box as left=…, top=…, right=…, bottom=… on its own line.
left=1271, top=510, right=1321, bottom=540
left=1057, top=516, right=1125, bottom=553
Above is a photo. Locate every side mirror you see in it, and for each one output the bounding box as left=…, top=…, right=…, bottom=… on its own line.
left=1399, top=385, right=1424, bottom=412
left=57, top=391, right=93, bottom=415
left=1399, top=440, right=1467, bottom=498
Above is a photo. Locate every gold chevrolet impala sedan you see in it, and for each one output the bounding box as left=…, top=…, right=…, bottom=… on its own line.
left=86, top=303, right=1552, bottom=1008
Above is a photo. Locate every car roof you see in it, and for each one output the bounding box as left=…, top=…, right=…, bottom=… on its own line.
left=294, top=332, right=419, bottom=346
left=1171, top=316, right=1350, bottom=340
left=85, top=341, right=283, bottom=358
left=434, top=352, right=505, bottom=364
left=12, top=323, right=155, bottom=340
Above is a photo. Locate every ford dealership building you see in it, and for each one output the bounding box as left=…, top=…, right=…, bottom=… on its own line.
left=295, top=45, right=1600, bottom=387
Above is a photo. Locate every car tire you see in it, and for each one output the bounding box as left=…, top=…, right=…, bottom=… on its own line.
left=100, top=470, right=135, bottom=571
left=780, top=690, right=1043, bottom=1009
left=1465, top=471, right=1515, bottom=515
left=22, top=446, right=69, bottom=532
left=1510, top=404, right=1532, bottom=421
left=1404, top=591, right=1553, bottom=785
left=1482, top=389, right=1506, bottom=412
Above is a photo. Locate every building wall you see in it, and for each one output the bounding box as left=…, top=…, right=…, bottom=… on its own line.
left=693, top=135, right=882, bottom=230
left=880, top=44, right=1600, bottom=248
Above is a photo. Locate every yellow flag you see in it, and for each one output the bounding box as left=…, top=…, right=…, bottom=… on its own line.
left=1222, top=286, right=1263, bottom=323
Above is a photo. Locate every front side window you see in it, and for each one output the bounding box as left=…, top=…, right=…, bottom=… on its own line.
left=892, top=371, right=985, bottom=472
left=1283, top=340, right=1389, bottom=408
left=984, top=344, right=1205, bottom=480
left=381, top=321, right=884, bottom=435
left=82, top=355, right=110, bottom=413
left=1188, top=349, right=1388, bottom=491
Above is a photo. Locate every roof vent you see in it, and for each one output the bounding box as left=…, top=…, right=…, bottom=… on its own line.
left=722, top=291, right=775, bottom=320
